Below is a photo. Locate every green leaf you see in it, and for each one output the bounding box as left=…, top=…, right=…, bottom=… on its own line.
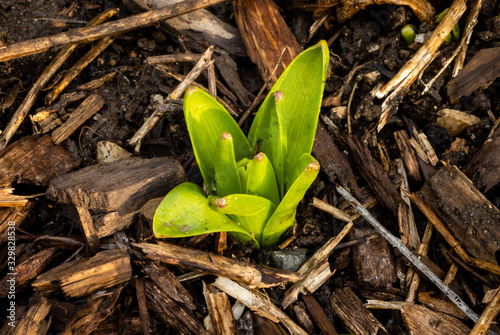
left=247, top=91, right=286, bottom=197
left=153, top=182, right=258, bottom=246
left=261, top=154, right=320, bottom=247
left=452, top=22, right=460, bottom=40
left=184, top=87, right=252, bottom=193
left=208, top=194, right=276, bottom=245
left=247, top=40, right=329, bottom=197
left=215, top=132, right=241, bottom=197
left=246, top=152, right=280, bottom=206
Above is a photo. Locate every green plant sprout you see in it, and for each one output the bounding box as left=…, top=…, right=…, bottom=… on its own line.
left=401, top=24, right=417, bottom=46
left=153, top=40, right=329, bottom=248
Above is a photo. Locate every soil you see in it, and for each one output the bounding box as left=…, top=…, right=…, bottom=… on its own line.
left=1, top=0, right=500, bottom=334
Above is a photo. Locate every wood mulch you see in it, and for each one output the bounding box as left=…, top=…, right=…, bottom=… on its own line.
left=1, top=0, right=500, bottom=334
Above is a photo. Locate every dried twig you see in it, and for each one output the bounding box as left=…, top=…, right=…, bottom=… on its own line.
left=0, top=0, right=225, bottom=63
left=396, top=159, right=419, bottom=249
left=0, top=9, right=117, bottom=150
left=133, top=241, right=299, bottom=288
left=311, top=197, right=352, bottom=222
left=470, top=286, right=500, bottom=335
left=375, top=0, right=467, bottom=131
left=127, top=46, right=214, bottom=152
left=336, top=185, right=479, bottom=322
left=365, top=300, right=414, bottom=310
left=423, top=0, right=483, bottom=94
left=453, top=0, right=483, bottom=77
left=146, top=53, right=202, bottom=65
left=46, top=37, right=114, bottom=105
left=405, top=222, right=433, bottom=302
left=213, top=277, right=308, bottom=335
left=207, top=60, right=217, bottom=98
left=154, top=63, right=238, bottom=116
left=282, top=221, right=353, bottom=308
left=51, top=94, right=105, bottom=145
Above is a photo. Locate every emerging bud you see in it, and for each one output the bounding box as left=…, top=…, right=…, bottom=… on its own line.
left=253, top=152, right=264, bottom=162
left=214, top=198, right=227, bottom=208
left=273, top=90, right=283, bottom=101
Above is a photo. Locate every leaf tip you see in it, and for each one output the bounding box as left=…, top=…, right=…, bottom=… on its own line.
left=273, top=90, right=283, bottom=102
left=253, top=152, right=264, bottom=162
left=214, top=198, right=227, bottom=208
left=185, top=86, right=199, bottom=97
left=220, top=132, right=232, bottom=141
left=308, top=161, right=320, bottom=172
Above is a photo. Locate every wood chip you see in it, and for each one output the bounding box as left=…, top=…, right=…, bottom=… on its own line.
left=330, top=287, right=389, bottom=335
left=51, top=94, right=105, bottom=145
left=401, top=304, right=470, bottom=334
left=8, top=293, right=51, bottom=334
left=234, top=0, right=302, bottom=83
left=144, top=280, right=209, bottom=335
left=0, top=135, right=81, bottom=187
left=465, top=128, right=500, bottom=194
left=436, top=108, right=481, bottom=136
left=418, top=291, right=468, bottom=319
left=142, top=262, right=196, bottom=311
left=46, top=157, right=186, bottom=214
left=350, top=227, right=397, bottom=290
left=447, top=47, right=500, bottom=103
left=0, top=188, right=28, bottom=207
left=62, top=285, right=124, bottom=334
left=419, top=165, right=500, bottom=267
left=302, top=295, right=339, bottom=335
left=203, top=282, right=238, bottom=335
left=32, top=249, right=132, bottom=298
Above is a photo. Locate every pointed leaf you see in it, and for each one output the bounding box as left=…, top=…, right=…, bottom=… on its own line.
left=246, top=152, right=280, bottom=206
left=153, top=182, right=258, bottom=246
left=215, top=132, right=241, bottom=196
left=248, top=40, right=329, bottom=196
left=208, top=194, right=276, bottom=245
left=261, top=154, right=320, bottom=247
left=248, top=91, right=286, bottom=197
left=237, top=166, right=248, bottom=194
left=184, top=87, right=252, bottom=193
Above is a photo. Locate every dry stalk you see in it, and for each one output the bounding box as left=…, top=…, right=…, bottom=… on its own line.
left=470, top=286, right=500, bottom=335
left=282, top=221, right=353, bottom=308
left=453, top=0, right=483, bottom=76
left=336, top=185, right=479, bottom=322
left=405, top=222, right=433, bottom=302
left=127, top=46, right=214, bottom=152
left=375, top=0, right=467, bottom=132
left=45, top=36, right=115, bottom=105
left=423, top=0, right=483, bottom=94
left=0, top=9, right=118, bottom=150
left=213, top=277, right=308, bottom=335
left=0, top=0, right=225, bottom=63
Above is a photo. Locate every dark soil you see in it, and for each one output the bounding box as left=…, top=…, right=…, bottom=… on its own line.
left=1, top=0, right=500, bottom=334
